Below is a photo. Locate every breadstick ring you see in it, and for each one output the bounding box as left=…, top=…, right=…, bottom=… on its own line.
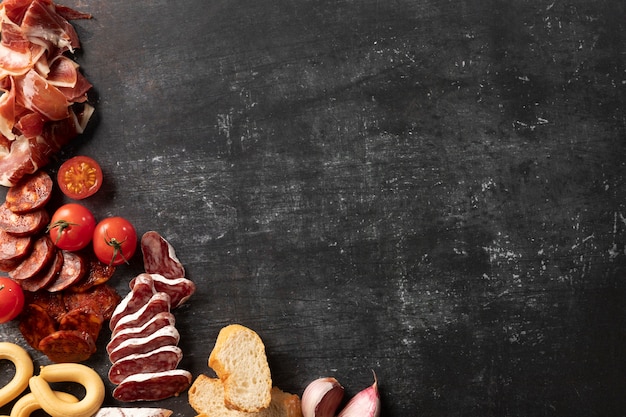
left=29, top=363, right=104, bottom=417
left=9, top=391, right=78, bottom=417
left=0, top=342, right=34, bottom=408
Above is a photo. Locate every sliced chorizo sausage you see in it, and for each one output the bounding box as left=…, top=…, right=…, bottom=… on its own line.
left=63, top=283, right=121, bottom=321
left=58, top=308, right=103, bottom=341
left=0, top=228, right=32, bottom=272
left=9, top=235, right=56, bottom=280
left=69, top=255, right=116, bottom=293
left=5, top=170, right=53, bottom=214
left=19, top=248, right=64, bottom=292
left=38, top=329, right=97, bottom=363
left=0, top=203, right=49, bottom=236
left=46, top=250, right=87, bottom=292
left=18, top=303, right=57, bottom=350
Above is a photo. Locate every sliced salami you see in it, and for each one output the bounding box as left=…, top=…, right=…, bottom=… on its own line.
left=106, top=312, right=176, bottom=356
left=109, top=274, right=156, bottom=330
left=0, top=229, right=32, bottom=272
left=18, top=303, right=56, bottom=350
left=108, top=325, right=180, bottom=364
left=108, top=345, right=183, bottom=384
left=46, top=250, right=87, bottom=292
left=130, top=274, right=195, bottom=309
left=112, top=369, right=192, bottom=402
left=19, top=248, right=64, bottom=292
left=5, top=170, right=53, bottom=214
left=9, top=235, right=55, bottom=280
left=141, top=231, right=185, bottom=279
left=39, top=329, right=97, bottom=363
left=94, top=408, right=173, bottom=417
left=0, top=203, right=49, bottom=236
left=111, top=292, right=171, bottom=336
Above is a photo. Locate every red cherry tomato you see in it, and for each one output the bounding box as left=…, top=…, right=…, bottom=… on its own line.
left=48, top=203, right=96, bottom=251
left=57, top=156, right=103, bottom=200
left=0, top=277, right=24, bottom=323
left=93, top=217, right=137, bottom=266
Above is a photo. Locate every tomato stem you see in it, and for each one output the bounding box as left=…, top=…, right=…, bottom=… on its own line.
left=47, top=220, right=79, bottom=244
left=104, top=234, right=129, bottom=266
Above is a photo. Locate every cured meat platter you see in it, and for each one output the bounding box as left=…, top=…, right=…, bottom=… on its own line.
left=1, top=0, right=626, bottom=415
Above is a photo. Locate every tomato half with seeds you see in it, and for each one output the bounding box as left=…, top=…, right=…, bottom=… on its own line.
left=93, top=217, right=137, bottom=266
left=48, top=203, right=96, bottom=251
left=0, top=277, right=24, bottom=323
left=57, top=155, right=103, bottom=200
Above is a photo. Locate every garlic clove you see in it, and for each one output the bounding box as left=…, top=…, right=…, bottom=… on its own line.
left=301, top=377, right=345, bottom=417
left=337, top=370, right=380, bottom=417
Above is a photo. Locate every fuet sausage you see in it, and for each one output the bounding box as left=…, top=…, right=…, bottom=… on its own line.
left=106, top=312, right=175, bottom=356
left=108, top=345, right=183, bottom=384
left=112, top=369, right=192, bottom=402
left=5, top=170, right=53, bottom=214
left=111, top=292, right=171, bottom=337
left=141, top=231, right=185, bottom=279
left=108, top=325, right=180, bottom=364
left=109, top=274, right=156, bottom=330
left=129, top=274, right=195, bottom=309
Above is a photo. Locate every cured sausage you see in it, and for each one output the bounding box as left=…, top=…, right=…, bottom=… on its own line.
left=141, top=231, right=185, bottom=279
left=58, top=309, right=103, bottom=340
left=111, top=292, right=171, bottom=337
left=27, top=290, right=67, bottom=321
left=0, top=228, right=32, bottom=272
left=18, top=303, right=56, bottom=350
left=5, top=170, right=53, bottom=214
left=112, top=369, right=192, bottom=402
left=129, top=274, right=195, bottom=309
left=69, top=255, right=116, bottom=293
left=64, top=284, right=121, bottom=321
left=108, top=345, right=183, bottom=384
left=109, top=274, right=156, bottom=330
left=108, top=325, right=180, bottom=364
left=9, top=235, right=55, bottom=280
left=46, top=250, right=87, bottom=292
left=106, top=312, right=176, bottom=356
left=38, top=329, right=97, bottom=363
left=0, top=203, right=49, bottom=236
left=19, top=248, right=64, bottom=292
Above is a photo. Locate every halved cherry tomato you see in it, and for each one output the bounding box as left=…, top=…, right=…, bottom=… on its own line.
left=0, top=277, right=24, bottom=323
left=93, top=217, right=137, bottom=266
left=57, top=155, right=103, bottom=200
left=48, top=203, right=96, bottom=251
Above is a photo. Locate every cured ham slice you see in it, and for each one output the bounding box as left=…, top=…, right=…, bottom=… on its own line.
left=0, top=0, right=93, bottom=187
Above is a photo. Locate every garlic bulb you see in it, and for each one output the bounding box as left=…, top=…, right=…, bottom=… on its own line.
left=337, top=371, right=380, bottom=417
left=301, top=377, right=345, bottom=417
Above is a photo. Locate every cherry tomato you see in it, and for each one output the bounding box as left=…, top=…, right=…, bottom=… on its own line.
left=0, top=277, right=24, bottom=323
left=57, top=155, right=103, bottom=200
left=48, top=203, right=96, bottom=251
left=93, top=217, right=137, bottom=266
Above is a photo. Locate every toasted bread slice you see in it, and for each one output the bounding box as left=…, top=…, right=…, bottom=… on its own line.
left=208, top=324, right=272, bottom=412
left=188, top=375, right=302, bottom=417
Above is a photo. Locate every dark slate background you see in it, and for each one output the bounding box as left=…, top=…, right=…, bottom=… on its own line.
left=1, top=0, right=626, bottom=415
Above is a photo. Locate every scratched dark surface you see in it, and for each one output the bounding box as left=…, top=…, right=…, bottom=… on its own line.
left=1, top=0, right=626, bottom=416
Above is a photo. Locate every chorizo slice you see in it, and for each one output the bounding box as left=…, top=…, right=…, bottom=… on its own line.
left=109, top=273, right=156, bottom=330
left=112, top=369, right=192, bottom=402
left=19, top=248, right=64, bottom=292
left=5, top=170, right=53, bottom=214
left=0, top=203, right=49, bottom=236
left=39, top=329, right=97, bottom=363
left=141, top=231, right=185, bottom=279
left=0, top=228, right=32, bottom=272
left=58, top=308, right=103, bottom=340
left=108, top=325, right=180, bottom=364
left=108, top=345, right=183, bottom=385
left=69, top=255, right=116, bottom=293
left=46, top=250, right=87, bottom=292
left=9, top=235, right=55, bottom=280
left=27, top=290, right=67, bottom=321
left=18, top=303, right=57, bottom=350
left=106, top=312, right=176, bottom=356
left=64, top=283, right=121, bottom=321
left=111, top=292, right=171, bottom=337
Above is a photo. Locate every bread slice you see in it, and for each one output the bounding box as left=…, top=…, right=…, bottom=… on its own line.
left=188, top=375, right=302, bottom=417
left=208, top=324, right=272, bottom=412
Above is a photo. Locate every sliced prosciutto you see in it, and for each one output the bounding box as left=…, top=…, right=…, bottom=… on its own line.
left=0, top=0, right=93, bottom=187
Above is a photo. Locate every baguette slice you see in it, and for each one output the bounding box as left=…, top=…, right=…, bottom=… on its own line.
left=189, top=375, right=302, bottom=417
left=208, top=324, right=272, bottom=412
